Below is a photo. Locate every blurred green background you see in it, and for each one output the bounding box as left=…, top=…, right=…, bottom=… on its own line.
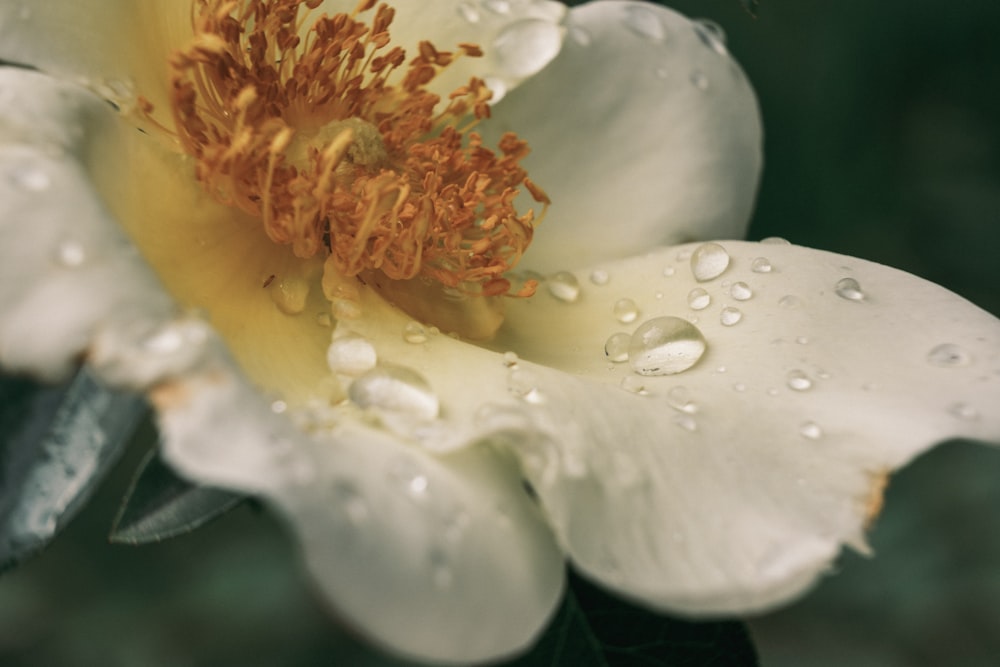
left=3, top=1, right=1000, bottom=665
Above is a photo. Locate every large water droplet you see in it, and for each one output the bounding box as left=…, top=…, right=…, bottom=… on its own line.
left=693, top=19, right=728, bottom=55
left=834, top=277, right=865, bottom=301
left=786, top=369, right=813, bottom=391
left=507, top=368, right=545, bottom=404
left=623, top=4, right=665, bottom=40
left=613, top=298, right=639, bottom=323
left=604, top=332, right=631, bottom=363
left=350, top=364, right=439, bottom=421
left=546, top=271, right=581, bottom=302
left=628, top=317, right=707, bottom=376
left=691, top=242, right=730, bottom=281
left=751, top=257, right=773, bottom=273
left=403, top=321, right=428, bottom=344
left=327, top=333, right=377, bottom=375
left=720, top=307, right=743, bottom=326
left=730, top=281, right=753, bottom=301
left=687, top=287, right=711, bottom=310
left=927, top=343, right=972, bottom=367
left=493, top=19, right=562, bottom=78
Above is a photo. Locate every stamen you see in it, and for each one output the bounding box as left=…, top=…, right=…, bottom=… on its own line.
left=152, top=0, right=547, bottom=297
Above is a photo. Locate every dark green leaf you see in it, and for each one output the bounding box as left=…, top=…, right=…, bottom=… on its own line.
left=740, top=0, right=760, bottom=18
left=507, top=570, right=758, bottom=667
left=111, top=447, right=246, bottom=545
left=0, top=368, right=145, bottom=570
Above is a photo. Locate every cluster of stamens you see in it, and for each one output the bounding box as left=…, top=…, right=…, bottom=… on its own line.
left=150, top=0, right=548, bottom=297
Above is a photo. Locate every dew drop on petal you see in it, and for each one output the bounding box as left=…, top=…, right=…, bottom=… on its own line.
left=503, top=351, right=520, bottom=368
left=799, top=421, right=823, bottom=440
left=733, top=382, right=747, bottom=392
left=54, top=240, right=86, bottom=267
left=271, top=276, right=310, bottom=314
left=507, top=368, right=545, bottom=404
left=751, top=257, right=773, bottom=273
left=457, top=1, right=480, bottom=23
left=402, top=321, right=428, bottom=344
left=667, top=386, right=698, bottom=413
left=483, top=0, right=510, bottom=14
left=687, top=287, right=711, bottom=310
left=327, top=333, right=377, bottom=376
left=730, top=281, right=753, bottom=300
left=493, top=19, right=563, bottom=78
left=692, top=19, right=728, bottom=55
left=619, top=375, right=648, bottom=395
left=662, top=266, right=676, bottom=277
left=673, top=415, right=698, bottom=431
left=546, top=270, right=581, bottom=302
left=927, top=343, right=973, bottom=367
left=720, top=307, right=743, bottom=326
left=623, top=4, right=666, bottom=40
left=786, top=369, right=813, bottom=391
left=835, top=277, right=865, bottom=301
left=779, top=294, right=802, bottom=309
left=689, top=70, right=709, bottom=91
left=948, top=402, right=980, bottom=421
left=350, top=365, right=440, bottom=421
left=761, top=236, right=791, bottom=245
left=8, top=164, right=51, bottom=191
left=628, top=316, right=707, bottom=376
left=796, top=336, right=810, bottom=345
left=691, top=242, right=730, bottom=281
left=589, top=269, right=610, bottom=286
left=613, top=298, right=639, bottom=323
left=604, top=332, right=631, bottom=363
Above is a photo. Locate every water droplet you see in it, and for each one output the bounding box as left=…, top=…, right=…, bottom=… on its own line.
left=667, top=386, right=698, bottom=413
left=720, top=307, right=742, bottom=326
left=799, top=421, right=823, bottom=440
left=399, top=321, right=429, bottom=344
left=690, top=242, right=730, bottom=281
left=457, top=1, right=480, bottom=23
left=327, top=333, right=377, bottom=375
left=623, top=4, right=665, bottom=40
left=350, top=364, right=440, bottom=421
left=589, top=269, right=610, bottom=286
left=834, top=277, right=865, bottom=301
left=628, top=317, right=707, bottom=376
left=786, top=369, right=813, bottom=391
left=730, top=281, right=753, bottom=301
left=693, top=19, right=728, bottom=55
left=270, top=400, right=288, bottom=414
left=613, top=298, right=639, bottom=323
left=8, top=164, right=51, bottom=191
left=689, top=70, right=709, bottom=91
left=733, top=382, right=747, bottom=392
left=604, top=332, right=631, bottom=362
left=483, top=0, right=510, bottom=13
left=796, top=336, right=810, bottom=345
left=687, top=287, right=711, bottom=310
left=270, top=276, right=310, bottom=314
left=503, top=351, right=520, bottom=367
left=333, top=480, right=369, bottom=525
left=507, top=368, right=545, bottom=404
left=54, top=240, right=86, bottom=267
left=751, top=257, right=773, bottom=273
left=493, top=19, right=562, bottom=78
left=948, top=402, right=980, bottom=421
left=927, top=343, right=972, bottom=367
left=663, top=266, right=676, bottom=277
left=673, top=415, right=698, bottom=431
left=546, top=270, right=581, bottom=302
left=778, top=294, right=802, bottom=309
left=619, top=375, right=648, bottom=395
left=761, top=236, right=791, bottom=245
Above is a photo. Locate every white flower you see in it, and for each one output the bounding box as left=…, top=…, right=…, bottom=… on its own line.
left=1, top=0, right=998, bottom=664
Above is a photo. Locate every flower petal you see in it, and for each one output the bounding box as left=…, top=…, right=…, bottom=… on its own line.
left=0, top=1, right=191, bottom=112
left=151, top=358, right=565, bottom=665
left=490, top=241, right=1000, bottom=614
left=485, top=1, right=763, bottom=272
left=0, top=68, right=174, bottom=381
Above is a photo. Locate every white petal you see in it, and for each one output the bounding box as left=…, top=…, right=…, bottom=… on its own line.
left=485, top=1, right=762, bottom=272
left=0, top=1, right=191, bottom=112
left=152, top=359, right=565, bottom=665
left=0, top=68, right=174, bottom=381
left=489, top=241, right=1000, bottom=614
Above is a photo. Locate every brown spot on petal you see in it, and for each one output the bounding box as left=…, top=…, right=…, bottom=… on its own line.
left=863, top=468, right=890, bottom=529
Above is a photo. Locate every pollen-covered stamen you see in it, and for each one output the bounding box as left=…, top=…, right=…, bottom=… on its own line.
left=158, top=0, right=548, bottom=297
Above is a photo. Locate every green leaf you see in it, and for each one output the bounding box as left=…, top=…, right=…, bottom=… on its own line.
left=111, top=447, right=246, bottom=545
left=740, top=0, right=760, bottom=18
left=507, top=571, right=758, bottom=667
left=0, top=368, right=145, bottom=570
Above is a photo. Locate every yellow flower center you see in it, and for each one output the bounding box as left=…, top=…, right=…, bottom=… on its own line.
left=144, top=0, right=548, bottom=316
